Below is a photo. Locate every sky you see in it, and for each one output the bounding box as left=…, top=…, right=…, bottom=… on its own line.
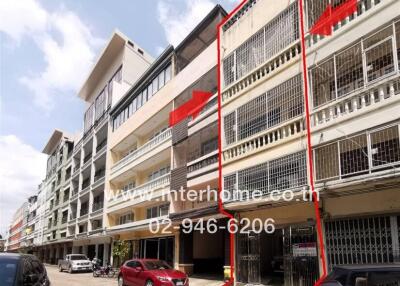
left=0, top=0, right=237, bottom=237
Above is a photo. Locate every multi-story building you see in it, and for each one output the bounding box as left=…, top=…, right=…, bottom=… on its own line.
left=219, top=0, right=400, bottom=285
left=64, top=31, right=153, bottom=264
left=105, top=5, right=229, bottom=280
left=5, top=203, right=27, bottom=252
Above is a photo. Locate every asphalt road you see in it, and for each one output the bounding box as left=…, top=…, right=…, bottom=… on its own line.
left=45, top=264, right=223, bottom=286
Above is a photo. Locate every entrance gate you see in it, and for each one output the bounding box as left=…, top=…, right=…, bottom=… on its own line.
left=237, top=226, right=319, bottom=286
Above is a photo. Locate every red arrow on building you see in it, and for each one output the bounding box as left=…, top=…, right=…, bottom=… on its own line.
left=169, top=90, right=213, bottom=127
left=310, top=0, right=357, bottom=36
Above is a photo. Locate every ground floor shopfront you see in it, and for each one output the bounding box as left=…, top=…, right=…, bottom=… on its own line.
left=230, top=187, right=400, bottom=286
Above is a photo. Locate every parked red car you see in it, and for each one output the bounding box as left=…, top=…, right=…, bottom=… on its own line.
left=118, top=259, right=189, bottom=286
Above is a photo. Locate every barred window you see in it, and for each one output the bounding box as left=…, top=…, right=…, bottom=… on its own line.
left=224, top=112, right=236, bottom=145
left=305, top=0, right=330, bottom=30
left=222, top=2, right=299, bottom=87
left=268, top=151, right=307, bottom=192
left=267, top=74, right=303, bottom=128
left=314, top=143, right=339, bottom=181
left=224, top=151, right=307, bottom=200
left=364, top=26, right=395, bottom=83
left=237, top=94, right=267, bottom=141
left=95, top=89, right=106, bottom=121
left=225, top=74, right=303, bottom=145
left=83, top=103, right=94, bottom=134
left=310, top=58, right=335, bottom=107
left=370, top=126, right=400, bottom=168
left=340, top=134, right=369, bottom=177
left=236, top=29, right=265, bottom=80
left=336, top=43, right=364, bottom=98
left=223, top=53, right=235, bottom=87
left=238, top=162, right=269, bottom=195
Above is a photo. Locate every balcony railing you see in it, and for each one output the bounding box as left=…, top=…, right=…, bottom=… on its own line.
left=83, top=153, right=92, bottom=164
left=109, top=173, right=170, bottom=206
left=94, top=169, right=105, bottom=182
left=92, top=202, right=104, bottom=212
left=314, top=123, right=400, bottom=183
left=187, top=151, right=218, bottom=174
left=80, top=209, right=88, bottom=217
left=81, top=178, right=90, bottom=191
left=307, top=0, right=384, bottom=48
left=61, top=217, right=68, bottom=224
left=111, top=128, right=172, bottom=173
left=96, top=139, right=107, bottom=153
left=69, top=213, right=77, bottom=221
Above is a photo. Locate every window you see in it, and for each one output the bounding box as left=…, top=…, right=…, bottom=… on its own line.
left=158, top=70, right=165, bottom=89
left=142, top=89, right=148, bottom=105
left=146, top=204, right=169, bottom=219
left=147, top=84, right=153, bottom=100
left=95, top=89, right=106, bottom=120
left=222, top=2, right=299, bottom=87
left=152, top=77, right=158, bottom=95
left=165, top=64, right=172, bottom=83
left=119, top=213, right=133, bottom=225
left=225, top=74, right=303, bottom=145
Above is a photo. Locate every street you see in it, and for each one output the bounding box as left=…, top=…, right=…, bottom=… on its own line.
left=45, top=265, right=223, bottom=286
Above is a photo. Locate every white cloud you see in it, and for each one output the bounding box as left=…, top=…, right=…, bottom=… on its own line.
left=0, top=135, right=46, bottom=237
left=0, top=0, right=104, bottom=111
left=157, top=0, right=215, bottom=46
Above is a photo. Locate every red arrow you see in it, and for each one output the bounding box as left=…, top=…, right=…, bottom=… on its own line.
left=169, top=90, right=213, bottom=127
left=310, top=0, right=357, bottom=36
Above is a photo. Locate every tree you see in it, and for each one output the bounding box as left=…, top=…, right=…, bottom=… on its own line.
left=112, top=240, right=130, bottom=267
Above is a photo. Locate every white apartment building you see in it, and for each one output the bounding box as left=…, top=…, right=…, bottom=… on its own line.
left=219, top=0, right=400, bottom=285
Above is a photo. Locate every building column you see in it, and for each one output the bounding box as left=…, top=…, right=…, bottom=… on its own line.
left=178, top=228, right=193, bottom=275
left=82, top=244, right=88, bottom=256
left=103, top=243, right=110, bottom=266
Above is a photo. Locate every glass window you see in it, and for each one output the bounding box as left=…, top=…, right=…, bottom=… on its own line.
left=165, top=64, right=171, bottom=83
left=0, top=256, right=18, bottom=286
left=158, top=70, right=165, bottom=89
left=147, top=84, right=153, bottom=100
left=136, top=93, right=142, bottom=109
left=152, top=77, right=158, bottom=94
left=142, top=89, right=148, bottom=104
left=159, top=204, right=169, bottom=216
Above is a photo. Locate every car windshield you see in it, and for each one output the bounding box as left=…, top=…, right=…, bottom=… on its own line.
left=143, top=260, right=171, bottom=270
left=70, top=255, right=87, bottom=260
left=0, top=257, right=18, bottom=286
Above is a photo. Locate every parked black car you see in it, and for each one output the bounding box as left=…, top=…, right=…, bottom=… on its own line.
left=322, top=264, right=400, bottom=286
left=0, top=253, right=50, bottom=286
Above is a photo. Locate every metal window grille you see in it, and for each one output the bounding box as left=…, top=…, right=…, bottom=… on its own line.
left=229, top=74, right=303, bottom=144
left=222, top=2, right=299, bottom=87
left=336, top=43, right=364, bottom=98
left=370, top=126, right=400, bottom=168
left=310, top=58, right=336, bottom=107
left=236, top=29, right=265, bottom=79
left=314, top=143, right=339, bottom=181
left=364, top=26, right=395, bottom=83
left=268, top=151, right=307, bottom=192
left=267, top=74, right=303, bottom=128
left=339, top=134, right=369, bottom=177
left=310, top=22, right=398, bottom=108
left=264, top=1, right=299, bottom=61
left=237, top=94, right=267, bottom=141
left=237, top=162, right=269, bottom=196
left=223, top=53, right=235, bottom=87
left=235, top=151, right=307, bottom=198
left=224, top=112, right=236, bottom=145
left=314, top=124, right=400, bottom=181
left=223, top=173, right=237, bottom=198
left=305, top=0, right=330, bottom=30
left=325, top=215, right=399, bottom=270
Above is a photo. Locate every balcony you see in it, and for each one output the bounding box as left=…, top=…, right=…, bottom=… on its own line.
left=314, top=123, right=400, bottom=187
left=72, top=165, right=80, bottom=177
left=61, top=216, right=68, bottom=224
left=111, top=128, right=172, bottom=177
left=187, top=151, right=218, bottom=184
left=96, top=139, right=107, bottom=153
left=307, top=0, right=385, bottom=48
left=82, top=153, right=92, bottom=169
left=108, top=173, right=171, bottom=210
left=68, top=212, right=77, bottom=224
left=81, top=178, right=90, bottom=193
left=70, top=190, right=78, bottom=201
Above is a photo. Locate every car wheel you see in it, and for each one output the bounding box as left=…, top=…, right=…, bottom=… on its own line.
left=58, top=265, right=63, bottom=272
left=145, top=280, right=154, bottom=286
left=118, top=275, right=125, bottom=286
left=68, top=266, right=73, bottom=274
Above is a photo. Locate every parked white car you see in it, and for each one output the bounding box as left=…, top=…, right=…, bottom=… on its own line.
left=58, top=254, right=92, bottom=273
